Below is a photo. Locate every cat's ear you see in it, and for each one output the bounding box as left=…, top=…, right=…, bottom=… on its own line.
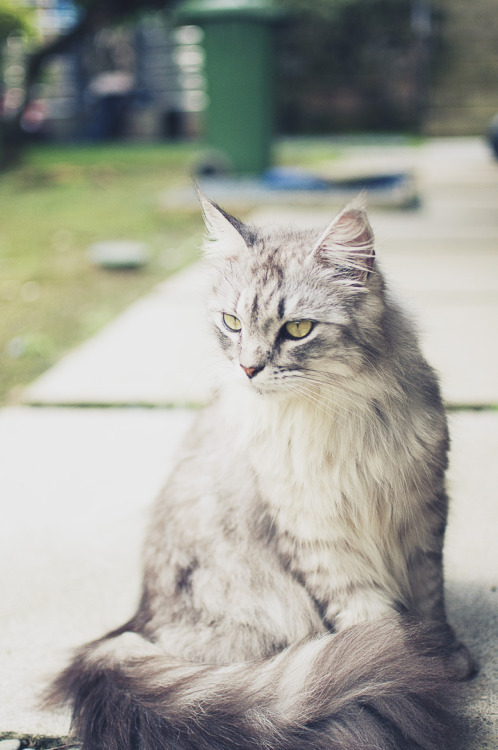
left=313, top=198, right=375, bottom=284
left=195, top=184, right=248, bottom=261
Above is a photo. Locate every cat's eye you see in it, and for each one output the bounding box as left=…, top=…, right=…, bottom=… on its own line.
left=222, top=313, right=242, bottom=332
left=284, top=320, right=314, bottom=339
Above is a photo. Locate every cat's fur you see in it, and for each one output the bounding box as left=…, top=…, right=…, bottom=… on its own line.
left=48, top=196, right=475, bottom=750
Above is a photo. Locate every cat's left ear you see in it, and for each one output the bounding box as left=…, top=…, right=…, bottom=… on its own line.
left=195, top=183, right=248, bottom=261
left=313, top=199, right=375, bottom=283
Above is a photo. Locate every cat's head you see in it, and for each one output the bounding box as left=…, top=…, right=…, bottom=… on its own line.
left=198, top=190, right=385, bottom=397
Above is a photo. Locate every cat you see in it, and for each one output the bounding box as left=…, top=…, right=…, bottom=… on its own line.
left=47, top=193, right=476, bottom=750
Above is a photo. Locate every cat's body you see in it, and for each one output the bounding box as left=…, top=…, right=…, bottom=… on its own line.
left=49, top=197, right=474, bottom=750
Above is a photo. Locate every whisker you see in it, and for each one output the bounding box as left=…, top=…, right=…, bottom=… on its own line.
left=283, top=379, right=364, bottom=433
left=282, top=379, right=348, bottom=426
left=295, top=364, right=395, bottom=420
left=289, top=372, right=383, bottom=435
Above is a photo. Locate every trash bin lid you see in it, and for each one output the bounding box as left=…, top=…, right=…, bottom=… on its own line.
left=176, top=0, right=285, bottom=24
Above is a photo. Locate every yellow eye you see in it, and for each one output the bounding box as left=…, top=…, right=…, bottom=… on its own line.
left=223, top=313, right=242, bottom=331
left=284, top=320, right=313, bottom=339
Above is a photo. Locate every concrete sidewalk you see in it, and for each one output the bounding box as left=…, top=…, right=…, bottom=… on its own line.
left=1, top=138, right=497, bottom=748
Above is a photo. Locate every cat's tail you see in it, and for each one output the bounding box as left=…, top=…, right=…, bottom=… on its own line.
left=46, top=618, right=455, bottom=750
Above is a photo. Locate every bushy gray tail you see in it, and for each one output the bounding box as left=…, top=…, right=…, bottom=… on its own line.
left=46, top=619, right=454, bottom=750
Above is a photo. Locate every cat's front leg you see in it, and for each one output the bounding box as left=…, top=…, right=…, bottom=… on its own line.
left=409, top=545, right=477, bottom=680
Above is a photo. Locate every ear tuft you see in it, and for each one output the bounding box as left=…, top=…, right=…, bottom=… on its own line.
left=195, top=183, right=248, bottom=261
left=314, top=198, right=375, bottom=284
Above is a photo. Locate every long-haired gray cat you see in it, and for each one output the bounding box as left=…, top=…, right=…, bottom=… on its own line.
left=48, top=194, right=475, bottom=749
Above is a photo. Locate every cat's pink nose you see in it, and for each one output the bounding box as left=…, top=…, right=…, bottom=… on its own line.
left=241, top=364, right=264, bottom=379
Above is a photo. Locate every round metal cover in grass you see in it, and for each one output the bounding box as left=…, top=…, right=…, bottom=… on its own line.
left=88, top=240, right=150, bottom=270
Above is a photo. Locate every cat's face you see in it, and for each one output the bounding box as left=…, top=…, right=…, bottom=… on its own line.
left=200, top=194, right=383, bottom=398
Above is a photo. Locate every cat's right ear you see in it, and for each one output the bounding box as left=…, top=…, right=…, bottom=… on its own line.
left=195, top=183, right=248, bottom=261
left=313, top=198, right=375, bottom=285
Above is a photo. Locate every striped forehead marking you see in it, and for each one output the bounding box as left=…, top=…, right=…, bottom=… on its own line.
left=244, top=280, right=288, bottom=328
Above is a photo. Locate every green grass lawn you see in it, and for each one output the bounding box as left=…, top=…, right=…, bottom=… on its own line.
left=0, top=137, right=353, bottom=404
left=0, top=141, right=205, bottom=404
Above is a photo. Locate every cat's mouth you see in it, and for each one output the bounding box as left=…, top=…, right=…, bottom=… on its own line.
left=245, top=379, right=279, bottom=396
left=240, top=372, right=302, bottom=401
left=237, top=367, right=281, bottom=396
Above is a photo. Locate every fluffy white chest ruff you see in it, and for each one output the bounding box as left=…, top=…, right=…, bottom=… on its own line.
left=240, top=389, right=378, bottom=536
left=225, top=385, right=410, bottom=615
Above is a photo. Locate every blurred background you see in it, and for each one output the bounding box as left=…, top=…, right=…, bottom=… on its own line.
left=0, top=0, right=497, bottom=403
left=2, top=0, right=496, bottom=146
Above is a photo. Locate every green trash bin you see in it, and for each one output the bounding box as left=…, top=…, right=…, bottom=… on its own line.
left=177, top=0, right=284, bottom=175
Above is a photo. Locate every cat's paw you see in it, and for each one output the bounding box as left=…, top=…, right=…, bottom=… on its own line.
left=435, top=623, right=478, bottom=680
left=445, top=640, right=478, bottom=681
left=93, top=631, right=161, bottom=663
left=332, top=589, right=397, bottom=631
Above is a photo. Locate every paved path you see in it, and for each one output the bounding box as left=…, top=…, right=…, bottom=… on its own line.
left=1, top=138, right=497, bottom=747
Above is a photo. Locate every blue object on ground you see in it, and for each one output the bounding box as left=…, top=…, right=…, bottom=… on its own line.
left=262, top=166, right=410, bottom=193
left=262, top=167, right=331, bottom=190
